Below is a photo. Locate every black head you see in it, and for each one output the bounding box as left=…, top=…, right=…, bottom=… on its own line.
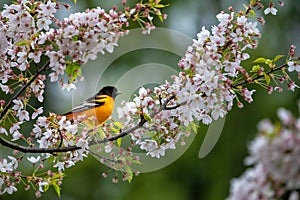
left=97, top=86, right=121, bottom=99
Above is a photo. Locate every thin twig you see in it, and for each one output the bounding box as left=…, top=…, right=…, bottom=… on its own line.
left=88, top=150, right=122, bottom=164
left=0, top=60, right=50, bottom=121
left=232, top=62, right=288, bottom=88
left=0, top=136, right=81, bottom=153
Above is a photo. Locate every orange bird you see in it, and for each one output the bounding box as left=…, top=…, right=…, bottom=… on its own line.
left=63, top=86, right=121, bottom=125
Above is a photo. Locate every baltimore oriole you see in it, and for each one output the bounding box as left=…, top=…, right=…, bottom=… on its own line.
left=63, top=86, right=121, bottom=125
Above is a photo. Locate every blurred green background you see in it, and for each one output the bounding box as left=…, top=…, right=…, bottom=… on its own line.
left=1, top=0, right=300, bottom=199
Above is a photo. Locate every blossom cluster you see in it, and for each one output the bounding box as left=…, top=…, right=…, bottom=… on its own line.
left=0, top=156, right=18, bottom=195
left=117, top=9, right=262, bottom=158
left=227, top=105, right=300, bottom=200
left=0, top=0, right=299, bottom=197
left=0, top=0, right=168, bottom=196
left=0, top=0, right=94, bottom=180
left=116, top=2, right=300, bottom=159
left=0, top=1, right=57, bottom=80
left=44, top=6, right=128, bottom=90
left=35, top=115, right=89, bottom=171
left=0, top=113, right=89, bottom=196
left=117, top=86, right=182, bottom=158
left=0, top=0, right=128, bottom=91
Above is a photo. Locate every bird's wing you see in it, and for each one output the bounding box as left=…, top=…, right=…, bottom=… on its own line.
left=63, top=97, right=105, bottom=115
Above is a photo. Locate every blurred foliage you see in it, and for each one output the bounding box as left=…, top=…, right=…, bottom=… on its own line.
left=0, top=0, right=300, bottom=199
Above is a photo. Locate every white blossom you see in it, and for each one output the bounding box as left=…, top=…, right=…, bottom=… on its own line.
left=27, top=156, right=41, bottom=164
left=12, top=99, right=23, bottom=111
left=53, top=161, right=65, bottom=172
left=3, top=185, right=17, bottom=194
left=0, top=158, right=13, bottom=173
left=17, top=110, right=30, bottom=121
left=0, top=127, right=8, bottom=136
left=32, top=107, right=44, bottom=119
left=264, top=7, right=278, bottom=15
left=287, top=61, right=300, bottom=72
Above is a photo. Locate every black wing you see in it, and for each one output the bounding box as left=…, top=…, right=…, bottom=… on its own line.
left=63, top=95, right=106, bottom=115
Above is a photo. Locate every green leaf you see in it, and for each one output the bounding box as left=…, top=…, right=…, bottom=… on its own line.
left=143, top=113, right=152, bottom=122
left=16, top=40, right=30, bottom=46
left=72, top=35, right=79, bottom=41
left=253, top=57, right=267, bottom=63
left=273, top=55, right=285, bottom=63
left=52, top=172, right=64, bottom=180
left=117, top=138, right=122, bottom=147
left=265, top=59, right=273, bottom=65
left=74, top=0, right=77, bottom=4
left=111, top=126, right=119, bottom=133
left=250, top=65, right=260, bottom=73
left=189, top=122, right=198, bottom=133
left=263, top=72, right=271, bottom=85
left=52, top=183, right=61, bottom=198
left=98, top=127, right=106, bottom=139
left=113, top=121, right=123, bottom=129
left=157, top=14, right=163, bottom=22
left=125, top=166, right=133, bottom=183
left=44, top=184, right=49, bottom=192
left=155, top=4, right=169, bottom=8
left=249, top=9, right=256, bottom=17
left=66, top=63, right=81, bottom=82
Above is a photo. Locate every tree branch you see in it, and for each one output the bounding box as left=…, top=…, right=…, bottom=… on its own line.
left=0, top=136, right=81, bottom=153
left=89, top=60, right=298, bottom=145
left=232, top=62, right=288, bottom=88
left=0, top=60, right=50, bottom=121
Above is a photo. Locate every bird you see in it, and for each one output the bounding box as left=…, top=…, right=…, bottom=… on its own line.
left=62, top=86, right=121, bottom=126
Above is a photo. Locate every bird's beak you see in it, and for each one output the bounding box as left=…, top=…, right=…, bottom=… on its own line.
left=116, top=91, right=122, bottom=96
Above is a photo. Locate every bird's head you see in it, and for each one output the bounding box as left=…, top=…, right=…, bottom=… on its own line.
left=97, top=86, right=121, bottom=99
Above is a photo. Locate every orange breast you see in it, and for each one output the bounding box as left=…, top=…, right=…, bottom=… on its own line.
left=65, top=97, right=114, bottom=125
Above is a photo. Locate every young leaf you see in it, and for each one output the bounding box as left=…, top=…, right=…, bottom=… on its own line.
left=250, top=65, right=260, bottom=73
left=117, top=138, right=122, bottom=147
left=273, top=55, right=285, bottom=63
left=113, top=121, right=123, bottom=129
left=189, top=122, right=198, bottom=133
left=44, top=184, right=49, bottom=192
left=16, top=40, right=30, bottom=46
left=265, top=59, right=273, bottom=65
left=52, top=183, right=61, bottom=198
left=143, top=113, right=152, bottom=122
left=155, top=4, right=169, bottom=8
left=157, top=14, right=163, bottom=22
left=125, top=166, right=133, bottom=183
left=263, top=72, right=271, bottom=85
left=98, top=127, right=106, bottom=139
left=66, top=63, right=81, bottom=82
left=111, top=126, right=119, bottom=133
left=253, top=57, right=267, bottom=63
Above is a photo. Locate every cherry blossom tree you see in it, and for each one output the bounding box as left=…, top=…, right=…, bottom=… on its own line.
left=0, top=0, right=299, bottom=198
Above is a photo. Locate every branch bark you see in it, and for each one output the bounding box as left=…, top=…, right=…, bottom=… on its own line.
left=0, top=136, right=81, bottom=153
left=0, top=60, right=81, bottom=154
left=0, top=60, right=50, bottom=121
